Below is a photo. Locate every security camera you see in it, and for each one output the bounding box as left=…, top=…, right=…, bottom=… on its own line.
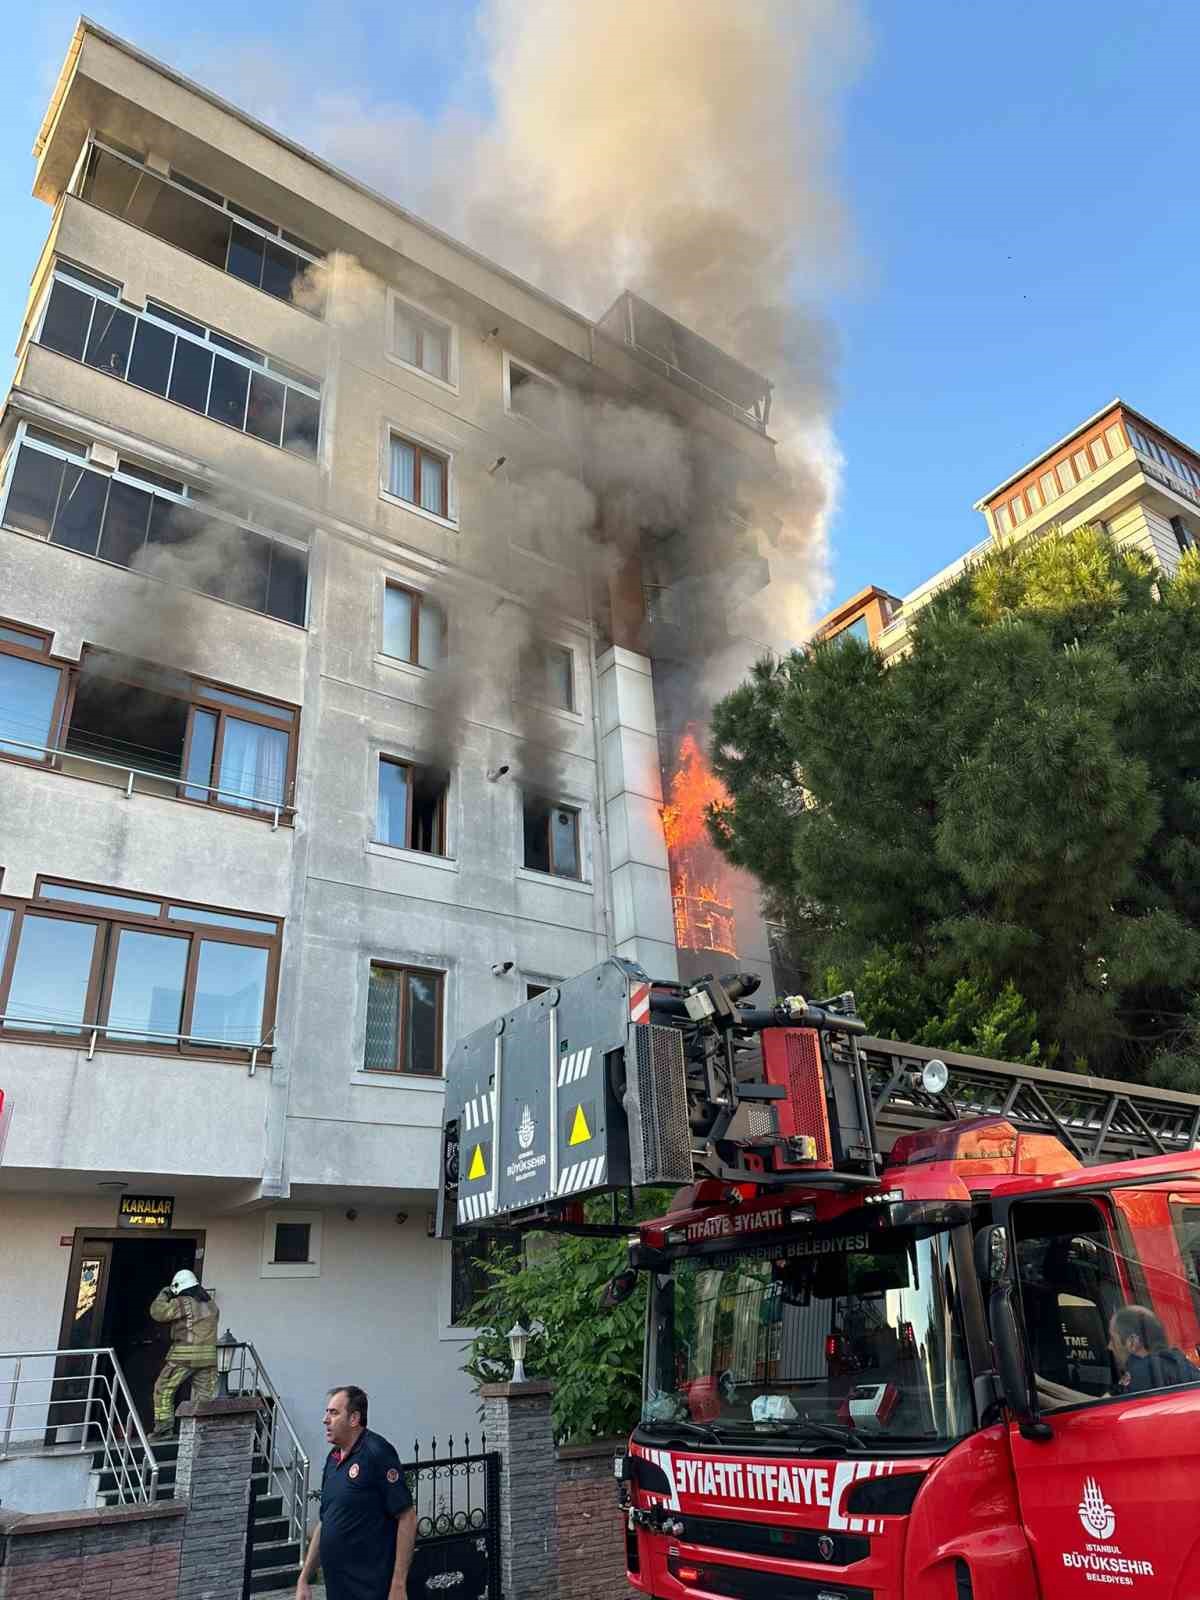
left=487, top=456, right=508, bottom=476
left=487, top=764, right=510, bottom=782
left=345, top=1208, right=358, bottom=1222
left=491, top=961, right=515, bottom=977
left=394, top=1211, right=409, bottom=1226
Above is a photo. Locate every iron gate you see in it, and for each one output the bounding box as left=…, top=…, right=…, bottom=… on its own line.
left=401, top=1433, right=501, bottom=1600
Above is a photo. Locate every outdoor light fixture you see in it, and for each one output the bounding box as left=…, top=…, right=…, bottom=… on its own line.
left=507, top=1322, right=531, bottom=1383
left=216, top=1329, right=238, bottom=1399
left=921, top=1059, right=950, bottom=1095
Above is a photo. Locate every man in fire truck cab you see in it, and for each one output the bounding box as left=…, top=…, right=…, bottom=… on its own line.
left=1109, top=1304, right=1200, bottom=1394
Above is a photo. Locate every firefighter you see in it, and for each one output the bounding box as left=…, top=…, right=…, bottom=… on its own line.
left=148, top=1268, right=220, bottom=1440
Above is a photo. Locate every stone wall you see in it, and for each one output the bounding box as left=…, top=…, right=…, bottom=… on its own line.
left=175, top=1397, right=260, bottom=1600
left=554, top=1441, right=631, bottom=1600
left=0, top=1501, right=184, bottom=1600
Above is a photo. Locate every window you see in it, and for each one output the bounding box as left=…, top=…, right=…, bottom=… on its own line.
left=505, top=358, right=560, bottom=428
left=0, top=627, right=67, bottom=763
left=1090, top=435, right=1109, bottom=467
left=451, top=1233, right=506, bottom=1326
left=522, top=796, right=581, bottom=879
left=1072, top=449, right=1091, bottom=481
left=376, top=759, right=448, bottom=854
left=1057, top=457, right=1076, bottom=492
left=80, top=142, right=325, bottom=314
left=0, top=881, right=280, bottom=1055
left=382, top=584, right=445, bottom=667
left=1039, top=470, right=1058, bottom=505
left=996, top=505, right=1012, bottom=534
left=1014, top=1193, right=1200, bottom=1411
left=57, top=650, right=298, bottom=818
left=1010, top=496, right=1026, bottom=524
left=1170, top=516, right=1195, bottom=555
left=390, top=296, right=453, bottom=383
left=33, top=266, right=321, bottom=459
left=272, top=1222, right=311, bottom=1264
left=1026, top=483, right=1042, bottom=512
left=832, top=616, right=870, bottom=646
left=387, top=434, right=449, bottom=518
left=1105, top=424, right=1126, bottom=458
left=520, top=641, right=575, bottom=711
left=1, top=425, right=308, bottom=625
left=260, top=1210, right=322, bottom=1279
left=363, top=964, right=443, bottom=1075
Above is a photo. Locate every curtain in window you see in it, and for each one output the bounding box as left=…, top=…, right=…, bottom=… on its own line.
left=419, top=455, right=444, bottom=515
left=218, top=717, right=288, bottom=811
left=390, top=438, right=416, bottom=501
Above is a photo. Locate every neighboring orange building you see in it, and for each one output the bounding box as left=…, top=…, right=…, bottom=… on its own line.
left=827, top=400, right=1200, bottom=661
left=811, top=584, right=901, bottom=646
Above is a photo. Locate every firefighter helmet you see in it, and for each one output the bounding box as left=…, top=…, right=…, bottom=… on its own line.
left=170, top=1269, right=200, bottom=1293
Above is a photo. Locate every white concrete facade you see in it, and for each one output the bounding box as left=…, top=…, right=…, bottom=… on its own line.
left=0, top=22, right=780, bottom=1479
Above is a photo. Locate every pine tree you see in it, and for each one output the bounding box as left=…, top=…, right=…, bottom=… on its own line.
left=708, top=529, right=1200, bottom=1082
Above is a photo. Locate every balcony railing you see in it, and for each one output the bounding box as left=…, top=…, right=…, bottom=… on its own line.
left=1, top=734, right=296, bottom=829
left=0, top=1347, right=159, bottom=1505
left=0, top=1009, right=276, bottom=1073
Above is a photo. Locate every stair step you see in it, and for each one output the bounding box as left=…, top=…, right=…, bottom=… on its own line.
left=91, top=1441, right=179, bottom=1469
left=255, top=1494, right=284, bottom=1520
left=252, top=1516, right=289, bottom=1544
left=246, top=1564, right=303, bottom=1595
left=96, top=1464, right=176, bottom=1493
left=251, top=1540, right=301, bottom=1571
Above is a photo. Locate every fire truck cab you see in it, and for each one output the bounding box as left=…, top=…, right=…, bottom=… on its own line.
left=622, top=1129, right=1200, bottom=1599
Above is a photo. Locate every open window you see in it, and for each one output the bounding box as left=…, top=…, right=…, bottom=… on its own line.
left=61, top=651, right=297, bottom=818
left=522, top=796, right=581, bottom=879
left=376, top=758, right=448, bottom=855
left=504, top=355, right=560, bottom=429
left=519, top=640, right=575, bottom=712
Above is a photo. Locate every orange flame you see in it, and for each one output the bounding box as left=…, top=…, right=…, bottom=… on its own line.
left=661, top=728, right=737, bottom=958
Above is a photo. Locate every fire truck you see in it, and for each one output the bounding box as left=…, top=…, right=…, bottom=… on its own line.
left=436, top=957, right=1200, bottom=1599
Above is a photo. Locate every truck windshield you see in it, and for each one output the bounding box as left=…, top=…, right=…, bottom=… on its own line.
left=643, top=1225, right=974, bottom=1448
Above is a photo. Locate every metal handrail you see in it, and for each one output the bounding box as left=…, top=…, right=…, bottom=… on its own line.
left=0, top=734, right=296, bottom=830
left=0, top=1347, right=159, bottom=1505
left=0, top=1013, right=276, bottom=1073
left=222, top=1342, right=310, bottom=1550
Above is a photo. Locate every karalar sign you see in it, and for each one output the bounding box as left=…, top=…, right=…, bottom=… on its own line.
left=117, top=1194, right=175, bottom=1230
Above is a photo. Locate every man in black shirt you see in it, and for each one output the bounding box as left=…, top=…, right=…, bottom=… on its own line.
left=1109, top=1305, right=1200, bottom=1395
left=297, top=1385, right=415, bottom=1600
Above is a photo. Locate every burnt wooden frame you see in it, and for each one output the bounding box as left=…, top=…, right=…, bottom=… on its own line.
left=375, top=756, right=448, bottom=855
left=0, top=877, right=281, bottom=1062
left=382, top=582, right=444, bottom=668
left=364, top=961, right=444, bottom=1077
left=388, top=432, right=449, bottom=519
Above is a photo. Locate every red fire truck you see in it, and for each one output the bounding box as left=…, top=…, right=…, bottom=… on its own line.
left=438, top=958, right=1200, bottom=1599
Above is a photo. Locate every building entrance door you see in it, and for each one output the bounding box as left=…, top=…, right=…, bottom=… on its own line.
left=51, top=1227, right=206, bottom=1439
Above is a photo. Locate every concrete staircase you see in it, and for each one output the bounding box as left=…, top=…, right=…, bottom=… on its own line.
left=91, top=1438, right=303, bottom=1595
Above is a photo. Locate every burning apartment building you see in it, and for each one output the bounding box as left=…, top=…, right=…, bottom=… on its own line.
left=0, top=13, right=834, bottom=1547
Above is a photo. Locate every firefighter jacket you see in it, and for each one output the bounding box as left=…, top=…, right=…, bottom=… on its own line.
left=149, top=1287, right=220, bottom=1355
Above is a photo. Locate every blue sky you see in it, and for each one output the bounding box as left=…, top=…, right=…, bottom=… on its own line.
left=1, top=1, right=1196, bottom=609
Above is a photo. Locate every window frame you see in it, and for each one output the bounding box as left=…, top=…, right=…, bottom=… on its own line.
left=521, top=794, right=583, bottom=881
left=0, top=420, right=310, bottom=627
left=375, top=756, right=449, bottom=856
left=0, top=878, right=282, bottom=1061
left=383, top=429, right=452, bottom=521
left=519, top=640, right=577, bottom=715
left=0, top=621, right=72, bottom=769
left=387, top=292, right=458, bottom=391
left=76, top=138, right=326, bottom=318
left=381, top=581, right=445, bottom=669
left=31, top=263, right=322, bottom=460
left=502, top=351, right=562, bottom=430
left=259, top=1210, right=323, bottom=1279
left=179, top=676, right=299, bottom=819
left=363, top=961, right=445, bottom=1077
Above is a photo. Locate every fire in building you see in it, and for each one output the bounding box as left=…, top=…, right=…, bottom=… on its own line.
left=661, top=728, right=737, bottom=964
